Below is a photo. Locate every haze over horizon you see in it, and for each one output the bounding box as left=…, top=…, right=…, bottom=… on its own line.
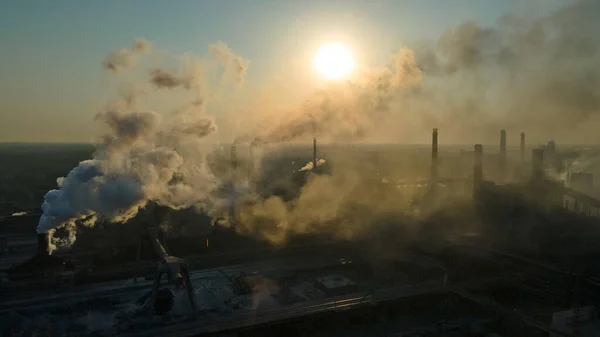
left=1, top=0, right=595, bottom=146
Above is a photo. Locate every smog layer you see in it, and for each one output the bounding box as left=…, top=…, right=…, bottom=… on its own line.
left=38, top=0, right=600, bottom=252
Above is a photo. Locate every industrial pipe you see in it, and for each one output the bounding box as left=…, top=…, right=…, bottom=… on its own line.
left=431, top=128, right=438, bottom=188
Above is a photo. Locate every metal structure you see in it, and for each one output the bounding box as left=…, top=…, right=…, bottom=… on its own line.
left=147, top=227, right=197, bottom=319
left=499, top=129, right=506, bottom=180
left=312, top=118, right=318, bottom=170
left=431, top=128, right=438, bottom=194
left=313, top=137, right=318, bottom=170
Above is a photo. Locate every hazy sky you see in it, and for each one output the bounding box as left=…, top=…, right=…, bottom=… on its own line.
left=0, top=0, right=565, bottom=143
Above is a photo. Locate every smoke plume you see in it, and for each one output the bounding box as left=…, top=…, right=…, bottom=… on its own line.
left=103, top=38, right=152, bottom=73
left=208, top=41, right=249, bottom=84
left=298, top=159, right=326, bottom=172
left=236, top=0, right=600, bottom=145
left=409, top=0, right=600, bottom=142
left=149, top=68, right=195, bottom=90
left=248, top=48, right=422, bottom=145
left=38, top=40, right=247, bottom=253
left=39, top=0, right=600, bottom=252
left=212, top=0, right=600, bottom=245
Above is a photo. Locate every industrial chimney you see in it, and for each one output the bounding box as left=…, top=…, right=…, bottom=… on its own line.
left=532, top=148, right=544, bottom=181
left=520, top=132, right=525, bottom=164
left=431, top=128, right=439, bottom=190
left=474, top=144, right=483, bottom=196
left=499, top=129, right=506, bottom=180
left=313, top=137, right=317, bottom=170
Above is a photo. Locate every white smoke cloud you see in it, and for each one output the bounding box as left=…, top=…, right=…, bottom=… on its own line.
left=39, top=0, right=600, bottom=252
left=298, top=159, right=327, bottom=172
left=38, top=39, right=248, bottom=253
left=208, top=41, right=249, bottom=84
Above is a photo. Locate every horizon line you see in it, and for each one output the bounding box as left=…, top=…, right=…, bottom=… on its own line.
left=0, top=141, right=598, bottom=148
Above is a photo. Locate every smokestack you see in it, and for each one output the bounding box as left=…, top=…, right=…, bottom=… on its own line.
left=37, top=233, right=49, bottom=257
left=520, top=132, right=525, bottom=164
left=431, top=128, right=438, bottom=189
left=313, top=137, right=317, bottom=170
left=532, top=148, right=544, bottom=181
left=474, top=144, right=483, bottom=196
left=499, top=129, right=506, bottom=180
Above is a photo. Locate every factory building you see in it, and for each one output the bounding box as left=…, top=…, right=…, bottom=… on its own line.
left=6, top=128, right=600, bottom=336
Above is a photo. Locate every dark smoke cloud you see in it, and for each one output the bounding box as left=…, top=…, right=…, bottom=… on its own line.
left=148, top=42, right=245, bottom=93
left=149, top=68, right=194, bottom=89
left=436, top=21, right=496, bottom=74
left=235, top=0, right=600, bottom=146
left=103, top=38, right=152, bottom=73
left=95, top=109, right=159, bottom=151
left=133, top=38, right=152, bottom=53
left=411, top=0, right=600, bottom=141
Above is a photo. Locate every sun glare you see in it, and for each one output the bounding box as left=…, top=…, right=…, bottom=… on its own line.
left=314, top=42, right=354, bottom=80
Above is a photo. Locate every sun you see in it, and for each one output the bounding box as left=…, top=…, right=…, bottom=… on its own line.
left=314, top=42, right=354, bottom=80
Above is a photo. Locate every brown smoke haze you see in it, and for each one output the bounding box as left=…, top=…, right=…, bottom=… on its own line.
left=235, top=0, right=600, bottom=146
left=40, top=0, right=600, bottom=251
left=102, top=38, right=152, bottom=73
left=409, top=0, right=600, bottom=144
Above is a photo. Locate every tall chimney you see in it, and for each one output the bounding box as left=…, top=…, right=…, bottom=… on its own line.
left=499, top=129, right=506, bottom=179
left=532, top=148, right=544, bottom=181
left=431, top=128, right=439, bottom=189
left=474, top=144, right=483, bottom=196
left=313, top=137, right=317, bottom=170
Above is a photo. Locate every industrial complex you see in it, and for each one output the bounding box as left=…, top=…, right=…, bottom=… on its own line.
left=2, top=129, right=600, bottom=337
